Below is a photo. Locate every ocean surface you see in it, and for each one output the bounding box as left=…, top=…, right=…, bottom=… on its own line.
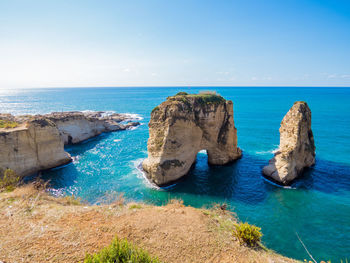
left=1, top=87, right=349, bottom=261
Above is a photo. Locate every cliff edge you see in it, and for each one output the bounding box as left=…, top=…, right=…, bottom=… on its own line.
left=142, top=92, right=241, bottom=186
left=263, top=101, right=316, bottom=185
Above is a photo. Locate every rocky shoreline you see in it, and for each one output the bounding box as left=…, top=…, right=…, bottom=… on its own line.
left=0, top=111, right=140, bottom=178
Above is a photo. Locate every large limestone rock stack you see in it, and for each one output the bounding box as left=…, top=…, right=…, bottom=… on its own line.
left=263, top=101, right=316, bottom=185
left=0, top=118, right=71, bottom=177
left=142, top=92, right=242, bottom=186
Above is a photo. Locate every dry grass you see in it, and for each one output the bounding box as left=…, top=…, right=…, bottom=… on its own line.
left=0, top=184, right=298, bottom=263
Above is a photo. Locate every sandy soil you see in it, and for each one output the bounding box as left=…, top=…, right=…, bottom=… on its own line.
left=0, top=184, right=298, bottom=263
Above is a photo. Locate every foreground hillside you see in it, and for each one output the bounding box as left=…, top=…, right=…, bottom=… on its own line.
left=0, top=183, right=298, bottom=263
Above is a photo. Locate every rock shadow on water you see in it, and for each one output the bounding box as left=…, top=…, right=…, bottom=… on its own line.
left=64, top=132, right=113, bottom=155
left=166, top=152, right=278, bottom=204
left=291, top=158, right=350, bottom=194
left=164, top=152, right=350, bottom=205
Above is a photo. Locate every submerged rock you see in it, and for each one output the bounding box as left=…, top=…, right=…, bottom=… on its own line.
left=142, top=92, right=241, bottom=186
left=263, top=101, right=316, bottom=185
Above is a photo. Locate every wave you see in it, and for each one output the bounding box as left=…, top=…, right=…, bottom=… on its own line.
left=255, top=147, right=279, bottom=155
left=261, top=175, right=295, bottom=189
left=121, top=113, right=144, bottom=121
left=131, top=158, right=175, bottom=191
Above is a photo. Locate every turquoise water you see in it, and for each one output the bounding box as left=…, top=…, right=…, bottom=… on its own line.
left=1, top=87, right=349, bottom=261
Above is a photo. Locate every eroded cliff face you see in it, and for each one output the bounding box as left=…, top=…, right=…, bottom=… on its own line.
left=142, top=93, right=241, bottom=186
left=46, top=112, right=140, bottom=144
left=0, top=118, right=71, bottom=177
left=262, top=101, right=316, bottom=185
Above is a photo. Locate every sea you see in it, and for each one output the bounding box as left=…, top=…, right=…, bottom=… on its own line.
left=0, top=87, right=349, bottom=261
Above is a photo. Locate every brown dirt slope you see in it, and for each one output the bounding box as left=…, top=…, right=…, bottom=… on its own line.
left=0, top=184, right=298, bottom=263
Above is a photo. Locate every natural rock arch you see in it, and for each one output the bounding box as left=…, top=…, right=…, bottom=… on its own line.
left=142, top=92, right=242, bottom=186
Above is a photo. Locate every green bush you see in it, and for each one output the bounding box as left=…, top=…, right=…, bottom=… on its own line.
left=83, top=237, right=162, bottom=263
left=151, top=106, right=160, bottom=114
left=175, top=91, right=188, bottom=96
left=0, top=120, right=19, bottom=129
left=234, top=222, right=262, bottom=247
left=0, top=169, right=20, bottom=191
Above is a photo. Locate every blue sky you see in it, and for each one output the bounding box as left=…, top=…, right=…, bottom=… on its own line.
left=0, top=0, right=349, bottom=88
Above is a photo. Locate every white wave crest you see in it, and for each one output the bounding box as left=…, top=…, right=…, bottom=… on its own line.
left=255, top=147, right=279, bottom=155
left=130, top=158, right=168, bottom=191
left=121, top=113, right=144, bottom=121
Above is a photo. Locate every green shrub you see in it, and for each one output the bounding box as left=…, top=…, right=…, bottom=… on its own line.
left=175, top=91, right=188, bottom=96
left=83, top=237, right=161, bottom=263
left=129, top=204, right=143, bottom=209
left=234, top=222, right=262, bottom=247
left=0, top=120, right=19, bottom=129
left=0, top=168, right=20, bottom=191
left=63, top=195, right=81, bottom=205
left=151, top=106, right=160, bottom=114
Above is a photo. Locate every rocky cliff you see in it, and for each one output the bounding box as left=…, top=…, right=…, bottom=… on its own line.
left=0, top=111, right=140, bottom=178
left=0, top=118, right=71, bottom=177
left=46, top=111, right=140, bottom=144
left=262, top=101, right=316, bottom=185
left=142, top=92, right=241, bottom=186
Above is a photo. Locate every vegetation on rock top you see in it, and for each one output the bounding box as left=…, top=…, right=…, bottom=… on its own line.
left=0, top=120, right=19, bottom=129
left=168, top=91, right=226, bottom=106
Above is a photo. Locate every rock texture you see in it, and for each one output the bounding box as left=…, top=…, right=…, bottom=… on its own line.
left=262, top=101, right=316, bottom=185
left=46, top=111, right=140, bottom=144
left=142, top=92, right=241, bottom=186
left=0, top=111, right=140, bottom=178
left=0, top=118, right=71, bottom=177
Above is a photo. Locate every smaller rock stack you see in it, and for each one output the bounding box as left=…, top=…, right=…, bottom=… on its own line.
left=263, top=101, right=316, bottom=185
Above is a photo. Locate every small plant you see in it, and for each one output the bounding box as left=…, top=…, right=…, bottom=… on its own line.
left=129, top=204, right=143, bottom=209
left=0, top=120, right=19, bottom=129
left=63, top=194, right=81, bottom=205
left=175, top=91, right=188, bottom=96
left=234, top=222, right=262, bottom=247
left=151, top=106, right=160, bottom=114
left=83, top=237, right=162, bottom=263
left=0, top=168, right=20, bottom=191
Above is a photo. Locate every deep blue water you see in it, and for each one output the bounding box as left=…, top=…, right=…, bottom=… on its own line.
left=1, top=87, right=350, bottom=261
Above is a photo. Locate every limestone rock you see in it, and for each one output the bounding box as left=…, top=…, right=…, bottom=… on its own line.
left=263, top=101, right=316, bottom=185
left=0, top=118, right=71, bottom=177
left=142, top=92, right=241, bottom=186
left=45, top=111, right=140, bottom=144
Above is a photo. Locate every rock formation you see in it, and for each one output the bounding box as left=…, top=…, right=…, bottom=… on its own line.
left=0, top=118, right=71, bottom=177
left=262, top=101, right=316, bottom=185
left=0, top=111, right=140, bottom=178
left=142, top=92, right=241, bottom=186
left=46, top=111, right=140, bottom=144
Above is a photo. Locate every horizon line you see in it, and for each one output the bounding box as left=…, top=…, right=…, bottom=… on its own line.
left=2, top=85, right=350, bottom=89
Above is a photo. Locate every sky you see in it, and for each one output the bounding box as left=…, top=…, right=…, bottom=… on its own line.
left=0, top=0, right=350, bottom=88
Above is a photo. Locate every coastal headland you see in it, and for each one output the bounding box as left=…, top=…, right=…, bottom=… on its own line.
left=0, top=111, right=140, bottom=178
